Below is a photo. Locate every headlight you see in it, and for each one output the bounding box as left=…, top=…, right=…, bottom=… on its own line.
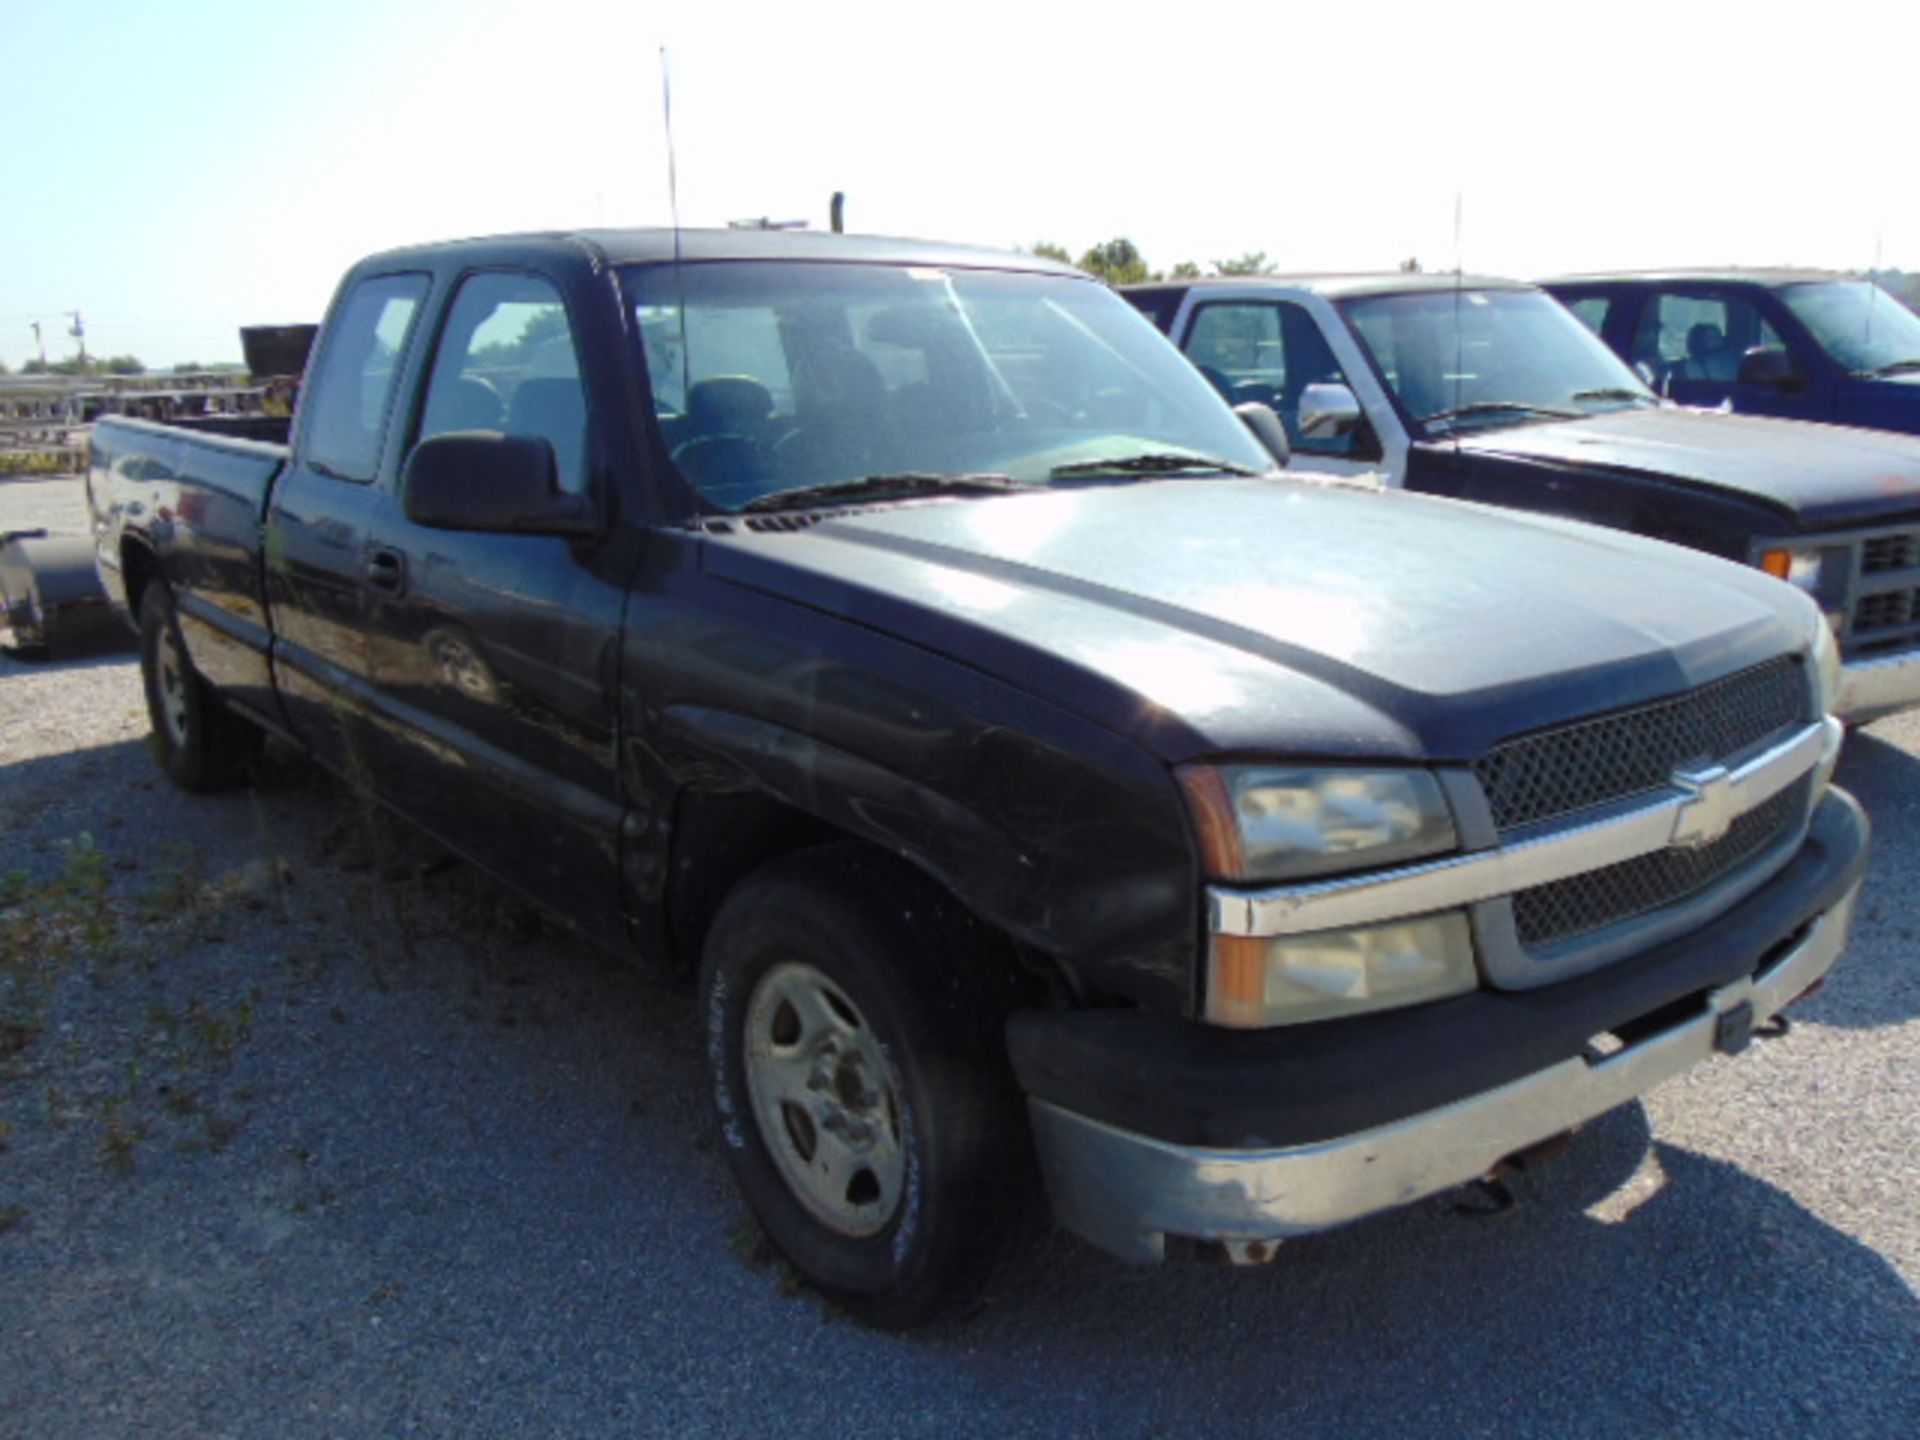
left=1177, top=764, right=1457, bottom=881
left=1206, top=912, right=1477, bottom=1026
left=1810, top=615, right=1843, bottom=719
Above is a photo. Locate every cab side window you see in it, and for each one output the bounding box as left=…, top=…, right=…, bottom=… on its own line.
left=1632, top=291, right=1785, bottom=386
left=301, top=274, right=428, bottom=482
left=416, top=273, right=591, bottom=495
left=1187, top=301, right=1373, bottom=458
left=1564, top=296, right=1612, bottom=335
left=1186, top=304, right=1285, bottom=408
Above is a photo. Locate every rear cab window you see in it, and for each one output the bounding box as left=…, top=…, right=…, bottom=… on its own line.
left=300, top=274, right=430, bottom=482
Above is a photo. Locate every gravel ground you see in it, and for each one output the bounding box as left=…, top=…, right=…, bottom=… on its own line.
left=2, top=473, right=1916, bottom=1438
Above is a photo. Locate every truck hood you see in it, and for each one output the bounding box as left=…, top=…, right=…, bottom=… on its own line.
left=1456, top=406, right=1920, bottom=529
left=701, top=479, right=1816, bottom=763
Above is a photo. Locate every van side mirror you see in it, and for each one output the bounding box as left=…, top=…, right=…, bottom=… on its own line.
left=1737, top=346, right=1797, bottom=389
left=1298, top=382, right=1363, bottom=440
left=402, top=432, right=598, bottom=537
left=1234, top=402, right=1290, bottom=468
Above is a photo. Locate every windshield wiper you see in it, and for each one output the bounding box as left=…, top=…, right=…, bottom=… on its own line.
left=1048, top=452, right=1263, bottom=479
left=1419, top=401, right=1582, bottom=432
left=1570, top=387, right=1658, bottom=405
left=1865, top=359, right=1920, bottom=377
left=739, top=472, right=1036, bottom=513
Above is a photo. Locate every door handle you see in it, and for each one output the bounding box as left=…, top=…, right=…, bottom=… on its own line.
left=365, top=547, right=407, bottom=594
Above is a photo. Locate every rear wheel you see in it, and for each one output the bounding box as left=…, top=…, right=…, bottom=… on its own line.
left=700, top=844, right=1035, bottom=1328
left=139, top=582, right=258, bottom=792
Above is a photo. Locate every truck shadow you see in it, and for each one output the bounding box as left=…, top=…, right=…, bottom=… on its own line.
left=0, top=637, right=137, bottom=672
left=944, top=1112, right=1920, bottom=1436
left=1817, top=727, right=1920, bottom=1030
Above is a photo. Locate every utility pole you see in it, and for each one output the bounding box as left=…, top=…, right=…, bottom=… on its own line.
left=30, top=321, right=45, bottom=365
left=69, top=311, right=87, bottom=367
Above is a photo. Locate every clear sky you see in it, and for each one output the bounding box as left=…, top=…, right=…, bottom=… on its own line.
left=3, top=0, right=1916, bottom=370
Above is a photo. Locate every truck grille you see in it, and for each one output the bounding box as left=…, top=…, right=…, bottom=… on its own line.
left=1512, top=778, right=1810, bottom=949
left=1473, top=658, right=1807, bottom=832
left=1843, top=525, right=1920, bottom=657
left=1854, top=590, right=1916, bottom=634
left=1861, top=532, right=1918, bottom=574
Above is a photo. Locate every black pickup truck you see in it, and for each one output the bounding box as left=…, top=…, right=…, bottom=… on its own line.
left=1128, top=274, right=1920, bottom=722
left=90, top=230, right=1866, bottom=1326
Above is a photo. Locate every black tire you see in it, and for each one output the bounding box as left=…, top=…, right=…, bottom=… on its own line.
left=138, top=582, right=259, bottom=792
left=700, top=843, right=1036, bottom=1328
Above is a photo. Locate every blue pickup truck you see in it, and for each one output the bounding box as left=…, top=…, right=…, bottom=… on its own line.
left=1543, top=269, right=1920, bottom=436
left=86, top=230, right=1867, bottom=1325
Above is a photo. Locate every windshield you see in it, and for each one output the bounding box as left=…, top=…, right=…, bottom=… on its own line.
left=1340, top=288, right=1657, bottom=435
left=1779, top=281, right=1920, bottom=375
left=622, top=261, right=1273, bottom=510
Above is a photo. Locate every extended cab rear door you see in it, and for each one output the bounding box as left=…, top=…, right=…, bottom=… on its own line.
left=264, top=271, right=429, bottom=777
left=358, top=263, right=631, bottom=944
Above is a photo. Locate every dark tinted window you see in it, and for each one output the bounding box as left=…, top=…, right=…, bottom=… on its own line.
left=301, top=274, right=428, bottom=482
left=416, top=272, right=591, bottom=495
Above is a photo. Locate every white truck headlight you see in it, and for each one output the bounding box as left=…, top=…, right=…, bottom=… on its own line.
left=1206, top=912, right=1477, bottom=1027
left=1810, top=615, right=1842, bottom=720
left=1177, top=764, right=1457, bottom=881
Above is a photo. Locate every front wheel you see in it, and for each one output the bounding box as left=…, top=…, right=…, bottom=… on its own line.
left=700, top=844, right=1036, bottom=1328
left=139, top=582, right=258, bottom=792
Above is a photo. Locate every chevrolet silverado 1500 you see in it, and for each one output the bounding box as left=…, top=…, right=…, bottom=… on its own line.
left=91, top=230, right=1867, bottom=1325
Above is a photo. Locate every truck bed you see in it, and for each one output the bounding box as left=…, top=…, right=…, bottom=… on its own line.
left=89, top=414, right=290, bottom=710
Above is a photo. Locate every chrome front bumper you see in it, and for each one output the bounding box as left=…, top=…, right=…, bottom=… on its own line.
left=1837, top=649, right=1920, bottom=723
left=1029, top=884, right=1860, bottom=1265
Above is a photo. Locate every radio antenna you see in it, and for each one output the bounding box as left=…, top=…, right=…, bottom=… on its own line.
left=1865, top=223, right=1885, bottom=351
left=1452, top=192, right=1464, bottom=429
left=659, top=46, right=692, bottom=410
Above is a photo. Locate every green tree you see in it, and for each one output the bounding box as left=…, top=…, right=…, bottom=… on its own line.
left=1168, top=261, right=1203, bottom=279
left=1029, top=242, right=1073, bottom=264
left=1210, top=251, right=1273, bottom=277
left=104, top=355, right=145, bottom=375
left=1076, top=238, right=1154, bottom=286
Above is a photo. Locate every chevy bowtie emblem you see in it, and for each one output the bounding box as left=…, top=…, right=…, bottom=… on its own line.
left=1670, top=764, right=1735, bottom=849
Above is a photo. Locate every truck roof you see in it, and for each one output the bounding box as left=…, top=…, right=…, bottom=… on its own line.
left=1122, top=273, right=1535, bottom=302
left=1541, top=268, right=1849, bottom=289
left=356, top=227, right=1085, bottom=277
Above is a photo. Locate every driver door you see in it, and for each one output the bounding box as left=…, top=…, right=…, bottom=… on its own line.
left=359, top=269, right=630, bottom=943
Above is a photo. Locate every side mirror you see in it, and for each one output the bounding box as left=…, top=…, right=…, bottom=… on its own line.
left=1737, top=346, right=1796, bottom=388
left=1234, top=402, right=1290, bottom=468
left=401, top=431, right=597, bottom=537
left=1297, top=382, right=1363, bottom=440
